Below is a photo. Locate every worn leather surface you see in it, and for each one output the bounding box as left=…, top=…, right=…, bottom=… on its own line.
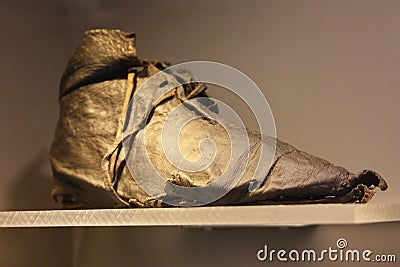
left=49, top=29, right=388, bottom=208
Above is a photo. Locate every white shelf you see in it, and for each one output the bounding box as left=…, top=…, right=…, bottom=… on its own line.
left=0, top=204, right=399, bottom=228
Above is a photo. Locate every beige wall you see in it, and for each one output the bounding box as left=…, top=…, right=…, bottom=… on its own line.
left=0, top=1, right=398, bottom=266
left=1, top=0, right=398, bottom=210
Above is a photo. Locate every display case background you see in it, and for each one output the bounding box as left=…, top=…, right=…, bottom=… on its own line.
left=0, top=0, right=398, bottom=266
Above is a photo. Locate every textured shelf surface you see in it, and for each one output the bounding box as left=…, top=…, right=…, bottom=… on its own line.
left=0, top=204, right=399, bottom=228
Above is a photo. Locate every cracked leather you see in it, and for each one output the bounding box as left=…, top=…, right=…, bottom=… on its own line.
left=49, top=29, right=388, bottom=208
